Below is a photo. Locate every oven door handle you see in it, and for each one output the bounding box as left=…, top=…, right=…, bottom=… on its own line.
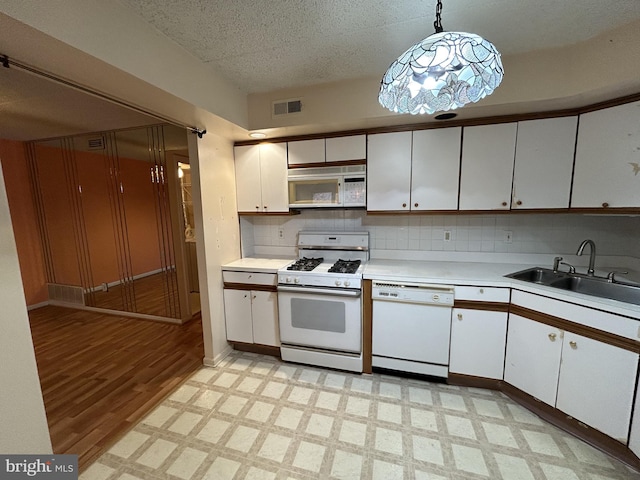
left=278, top=286, right=361, bottom=297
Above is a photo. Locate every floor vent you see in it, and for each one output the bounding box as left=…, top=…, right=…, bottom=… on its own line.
left=87, top=136, right=105, bottom=150
left=272, top=99, right=302, bottom=117
left=48, top=283, right=85, bottom=306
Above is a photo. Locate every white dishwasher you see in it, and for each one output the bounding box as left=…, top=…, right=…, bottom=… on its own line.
left=372, top=281, right=454, bottom=378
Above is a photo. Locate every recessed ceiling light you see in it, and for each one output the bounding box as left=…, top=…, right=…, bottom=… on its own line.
left=435, top=113, right=457, bottom=120
left=249, top=132, right=267, bottom=139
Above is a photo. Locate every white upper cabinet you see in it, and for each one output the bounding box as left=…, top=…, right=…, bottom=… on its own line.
left=572, top=100, right=640, bottom=208
left=512, top=117, right=577, bottom=209
left=367, top=131, right=412, bottom=211
left=367, top=129, right=461, bottom=212
left=234, top=143, right=288, bottom=213
left=326, top=135, right=366, bottom=162
left=411, top=128, right=461, bottom=211
left=459, top=123, right=517, bottom=210
left=287, top=139, right=325, bottom=165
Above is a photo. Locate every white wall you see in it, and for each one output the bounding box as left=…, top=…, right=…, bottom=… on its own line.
left=0, top=162, right=52, bottom=453
left=189, top=133, right=241, bottom=366
left=247, top=19, right=640, bottom=135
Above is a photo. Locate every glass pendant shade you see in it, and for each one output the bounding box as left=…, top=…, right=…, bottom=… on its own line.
left=379, top=31, right=504, bottom=115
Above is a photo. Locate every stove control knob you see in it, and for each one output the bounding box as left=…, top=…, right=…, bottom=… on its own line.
left=335, top=280, right=342, bottom=286
left=294, top=278, right=300, bottom=284
left=344, top=280, right=351, bottom=287
left=286, top=277, right=292, bottom=283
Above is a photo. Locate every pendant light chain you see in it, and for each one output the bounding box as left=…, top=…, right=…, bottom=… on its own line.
left=433, top=0, right=444, bottom=33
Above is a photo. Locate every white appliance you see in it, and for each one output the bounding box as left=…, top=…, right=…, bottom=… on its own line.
left=372, top=281, right=454, bottom=378
left=277, top=231, right=369, bottom=372
left=287, top=165, right=366, bottom=208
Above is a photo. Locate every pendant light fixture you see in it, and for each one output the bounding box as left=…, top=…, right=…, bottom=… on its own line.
left=378, top=0, right=504, bottom=115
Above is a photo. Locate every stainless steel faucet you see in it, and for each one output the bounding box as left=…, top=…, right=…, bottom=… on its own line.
left=576, top=239, right=596, bottom=276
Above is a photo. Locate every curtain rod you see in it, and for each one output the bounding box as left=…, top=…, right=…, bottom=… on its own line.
left=0, top=54, right=206, bottom=138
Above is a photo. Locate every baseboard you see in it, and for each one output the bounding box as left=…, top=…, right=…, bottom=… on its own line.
left=447, top=373, right=503, bottom=391
left=47, top=301, right=182, bottom=324
left=27, top=300, right=50, bottom=311
left=86, top=266, right=176, bottom=293
left=233, top=342, right=282, bottom=359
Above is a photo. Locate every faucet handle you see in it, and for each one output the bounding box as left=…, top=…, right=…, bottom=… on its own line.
left=560, top=262, right=576, bottom=274
left=607, top=271, right=628, bottom=283
left=553, top=256, right=563, bottom=273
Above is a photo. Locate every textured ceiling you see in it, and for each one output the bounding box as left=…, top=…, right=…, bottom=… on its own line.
left=122, top=0, right=640, bottom=94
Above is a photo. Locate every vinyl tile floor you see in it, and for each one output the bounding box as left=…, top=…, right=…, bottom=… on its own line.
left=82, top=351, right=640, bottom=480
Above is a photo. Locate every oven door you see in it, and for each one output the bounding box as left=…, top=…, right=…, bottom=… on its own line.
left=278, top=286, right=362, bottom=353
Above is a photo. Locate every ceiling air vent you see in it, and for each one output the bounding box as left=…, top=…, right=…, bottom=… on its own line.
left=87, top=136, right=105, bottom=150
left=272, top=98, right=302, bottom=118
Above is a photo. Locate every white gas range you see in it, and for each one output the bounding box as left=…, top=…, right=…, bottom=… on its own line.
left=277, top=231, right=369, bottom=372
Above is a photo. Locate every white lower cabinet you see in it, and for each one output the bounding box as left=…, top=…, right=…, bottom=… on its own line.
left=504, top=314, right=563, bottom=406
left=505, top=312, right=639, bottom=444
left=629, top=388, right=640, bottom=457
left=555, top=331, right=638, bottom=443
left=223, top=289, right=280, bottom=346
left=449, top=308, right=507, bottom=379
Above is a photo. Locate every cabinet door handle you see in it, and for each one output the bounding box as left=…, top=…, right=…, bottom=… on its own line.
left=457, top=313, right=463, bottom=320
left=244, top=294, right=248, bottom=298
left=252, top=295, right=257, bottom=300
left=414, top=202, right=418, bottom=208
left=548, top=333, right=557, bottom=341
left=402, top=203, right=407, bottom=208
left=255, top=205, right=260, bottom=209
left=264, top=205, right=268, bottom=210
left=602, top=202, right=609, bottom=208
left=569, top=341, right=577, bottom=349
left=516, top=200, right=522, bottom=206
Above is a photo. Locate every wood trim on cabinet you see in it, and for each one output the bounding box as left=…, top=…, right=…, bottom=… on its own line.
left=567, top=207, right=640, bottom=215
left=509, top=304, right=640, bottom=353
left=288, top=159, right=366, bottom=169
left=223, top=283, right=277, bottom=292
left=447, top=373, right=503, bottom=391
left=362, top=279, right=373, bottom=374
left=230, top=342, right=282, bottom=358
left=453, top=300, right=510, bottom=312
left=501, top=382, right=640, bottom=471
left=235, top=92, right=640, bottom=147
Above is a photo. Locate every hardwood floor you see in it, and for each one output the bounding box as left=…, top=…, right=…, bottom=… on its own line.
left=28, top=305, right=204, bottom=471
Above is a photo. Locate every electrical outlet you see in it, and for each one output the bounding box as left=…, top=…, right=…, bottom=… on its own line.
left=504, top=230, right=513, bottom=244
left=444, top=230, right=451, bottom=242
left=278, top=228, right=284, bottom=239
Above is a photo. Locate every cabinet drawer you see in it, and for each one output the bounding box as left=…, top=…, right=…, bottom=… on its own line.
left=223, top=271, right=277, bottom=286
left=455, top=286, right=510, bottom=303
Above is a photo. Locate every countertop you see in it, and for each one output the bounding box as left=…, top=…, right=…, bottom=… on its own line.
left=221, top=257, right=294, bottom=274
left=364, top=259, right=640, bottom=320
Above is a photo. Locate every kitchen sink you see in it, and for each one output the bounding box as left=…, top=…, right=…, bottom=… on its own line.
left=506, top=267, right=566, bottom=285
left=506, top=267, right=640, bottom=306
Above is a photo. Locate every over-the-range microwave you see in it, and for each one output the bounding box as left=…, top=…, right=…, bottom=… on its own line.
left=287, top=165, right=366, bottom=208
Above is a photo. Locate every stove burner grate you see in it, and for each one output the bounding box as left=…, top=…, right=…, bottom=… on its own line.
left=328, top=259, right=361, bottom=274
left=287, top=257, right=324, bottom=271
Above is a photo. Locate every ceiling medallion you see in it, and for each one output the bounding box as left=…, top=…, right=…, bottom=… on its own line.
left=378, top=0, right=504, bottom=115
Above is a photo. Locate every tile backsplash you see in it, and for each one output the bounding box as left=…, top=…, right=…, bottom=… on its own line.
left=240, top=210, right=640, bottom=259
